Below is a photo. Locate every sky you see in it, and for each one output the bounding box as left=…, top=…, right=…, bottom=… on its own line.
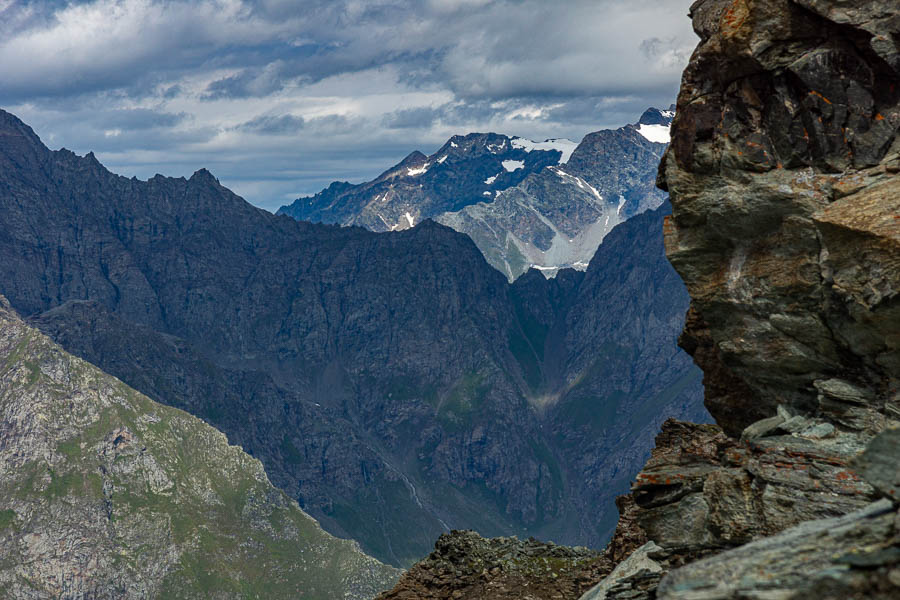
left=0, top=0, right=697, bottom=212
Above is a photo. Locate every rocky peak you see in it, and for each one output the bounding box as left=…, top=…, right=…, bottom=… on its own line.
left=637, top=105, right=676, bottom=127
left=188, top=167, right=220, bottom=184
left=0, top=109, right=50, bottom=173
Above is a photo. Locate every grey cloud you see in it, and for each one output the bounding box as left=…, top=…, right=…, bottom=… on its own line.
left=1, top=0, right=696, bottom=210
left=238, top=114, right=306, bottom=135
left=100, top=108, right=186, bottom=130
left=382, top=107, right=438, bottom=129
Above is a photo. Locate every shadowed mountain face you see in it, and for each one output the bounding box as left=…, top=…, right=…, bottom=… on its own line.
left=279, top=109, right=675, bottom=280
left=0, top=108, right=705, bottom=566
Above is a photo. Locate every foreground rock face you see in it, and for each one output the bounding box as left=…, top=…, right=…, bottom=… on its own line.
left=0, top=296, right=399, bottom=599
left=633, top=0, right=900, bottom=597
left=661, top=0, right=900, bottom=437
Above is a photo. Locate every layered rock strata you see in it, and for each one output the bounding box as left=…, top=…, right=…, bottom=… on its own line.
left=661, top=0, right=900, bottom=437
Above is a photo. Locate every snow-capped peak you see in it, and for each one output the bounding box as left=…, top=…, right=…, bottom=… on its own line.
left=636, top=124, right=671, bottom=144
left=407, top=163, right=430, bottom=176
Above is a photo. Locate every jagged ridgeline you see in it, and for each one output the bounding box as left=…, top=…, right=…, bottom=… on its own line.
left=0, top=296, right=400, bottom=598
left=0, top=108, right=704, bottom=566
left=278, top=108, right=675, bottom=280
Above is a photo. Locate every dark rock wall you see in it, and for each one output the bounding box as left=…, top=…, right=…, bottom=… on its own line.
left=0, top=110, right=703, bottom=566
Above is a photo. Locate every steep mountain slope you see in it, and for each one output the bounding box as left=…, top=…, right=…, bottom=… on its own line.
left=277, top=132, right=569, bottom=230
left=279, top=109, right=674, bottom=280
left=0, top=295, right=399, bottom=598
left=439, top=108, right=674, bottom=280
left=0, top=108, right=704, bottom=566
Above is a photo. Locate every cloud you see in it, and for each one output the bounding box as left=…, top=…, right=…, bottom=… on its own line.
left=382, top=107, right=438, bottom=130
left=237, top=113, right=306, bottom=135
left=0, top=0, right=697, bottom=211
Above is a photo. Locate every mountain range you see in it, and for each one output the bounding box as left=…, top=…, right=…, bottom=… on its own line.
left=0, top=107, right=704, bottom=567
left=279, top=107, right=675, bottom=280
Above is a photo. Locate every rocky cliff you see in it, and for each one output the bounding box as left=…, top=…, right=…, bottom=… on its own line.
left=0, top=108, right=704, bottom=566
left=598, top=0, right=900, bottom=596
left=379, top=0, right=900, bottom=597
left=0, top=295, right=399, bottom=598
left=636, top=0, right=900, bottom=593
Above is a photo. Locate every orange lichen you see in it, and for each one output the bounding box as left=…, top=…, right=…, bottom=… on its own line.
left=721, top=0, right=749, bottom=35
left=809, top=91, right=833, bottom=105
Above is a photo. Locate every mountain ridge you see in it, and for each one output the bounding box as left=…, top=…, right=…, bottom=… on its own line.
left=0, top=107, right=704, bottom=566
left=279, top=108, right=674, bottom=280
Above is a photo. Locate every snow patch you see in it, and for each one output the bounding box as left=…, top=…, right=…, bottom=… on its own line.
left=511, top=137, right=579, bottom=164
left=502, top=160, right=524, bottom=172
left=437, top=155, right=448, bottom=164
left=552, top=167, right=603, bottom=203
left=637, top=123, right=670, bottom=143
left=404, top=212, right=415, bottom=228
left=450, top=141, right=458, bottom=148
left=407, top=163, right=430, bottom=176
left=484, top=174, right=498, bottom=185
left=661, top=110, right=676, bottom=119
left=483, top=191, right=491, bottom=196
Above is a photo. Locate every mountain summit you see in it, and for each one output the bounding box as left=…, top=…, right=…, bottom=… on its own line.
left=279, top=109, right=674, bottom=280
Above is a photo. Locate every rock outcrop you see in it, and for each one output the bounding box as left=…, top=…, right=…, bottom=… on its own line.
left=581, top=0, right=900, bottom=597
left=643, top=0, right=900, bottom=592
left=0, top=296, right=400, bottom=598
left=376, top=531, right=601, bottom=600
left=661, top=0, right=900, bottom=438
